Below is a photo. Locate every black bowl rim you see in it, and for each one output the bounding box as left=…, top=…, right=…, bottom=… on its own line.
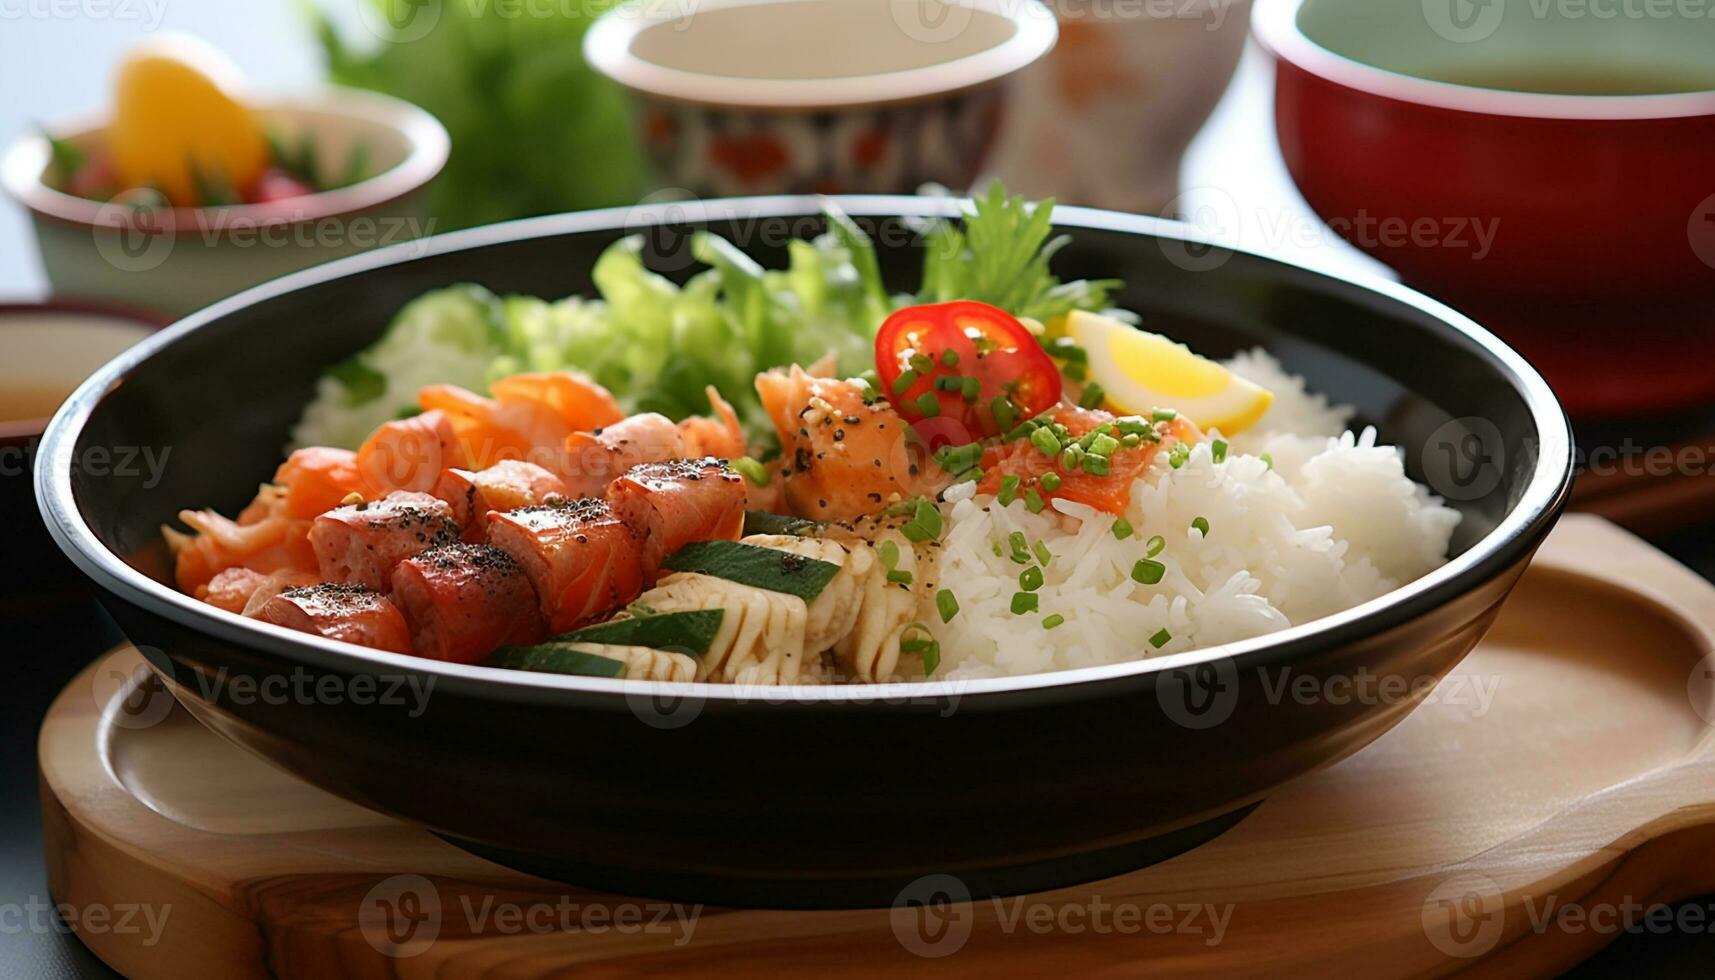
left=35, top=195, right=1575, bottom=706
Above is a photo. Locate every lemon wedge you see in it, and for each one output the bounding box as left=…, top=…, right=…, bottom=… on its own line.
left=109, top=33, right=267, bottom=206
left=1066, top=311, right=1274, bottom=435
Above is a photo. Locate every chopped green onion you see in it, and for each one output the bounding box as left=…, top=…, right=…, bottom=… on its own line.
left=961, top=376, right=981, bottom=401
left=991, top=540, right=1004, bottom=557
left=901, top=499, right=944, bottom=542
left=731, top=457, right=769, bottom=486
left=1089, top=433, right=1120, bottom=457
left=1145, top=534, right=1166, bottom=557
left=1168, top=443, right=1190, bottom=469
left=910, top=353, right=934, bottom=374
left=1032, top=540, right=1053, bottom=565
left=998, top=474, right=1021, bottom=506
left=1030, top=427, right=1062, bottom=457
left=1060, top=445, right=1083, bottom=470
left=1131, top=559, right=1166, bottom=585
left=935, top=375, right=964, bottom=392
left=1040, top=471, right=1063, bottom=492
left=1042, top=614, right=1065, bottom=630
left=1007, top=531, right=1031, bottom=564
left=940, top=348, right=960, bottom=367
left=900, top=623, right=941, bottom=674
left=891, top=369, right=918, bottom=396
left=936, top=589, right=960, bottom=623
left=1211, top=439, right=1229, bottom=463
left=887, top=569, right=915, bottom=585
left=991, top=397, right=1019, bottom=432
left=1191, top=516, right=1210, bottom=537
left=1049, top=338, right=1087, bottom=362
left=915, top=392, right=941, bottom=417
left=1261, top=452, right=1274, bottom=471
left=878, top=539, right=900, bottom=570
left=1010, top=592, right=1040, bottom=615
left=1082, top=454, right=1110, bottom=477
left=1149, top=628, right=1172, bottom=649
left=1063, top=362, right=1087, bottom=382
left=935, top=442, right=983, bottom=476
left=1025, top=489, right=1046, bottom=513
left=922, top=642, right=941, bottom=674
left=1079, top=383, right=1107, bottom=410
left=1152, top=408, right=1179, bottom=423
left=1019, top=565, right=1044, bottom=591
left=1112, top=517, right=1134, bottom=540
left=1120, top=433, right=1142, bottom=447
left=1115, top=416, right=1150, bottom=435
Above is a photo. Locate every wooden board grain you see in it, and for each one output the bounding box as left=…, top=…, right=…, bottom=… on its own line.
left=38, top=515, right=1715, bottom=978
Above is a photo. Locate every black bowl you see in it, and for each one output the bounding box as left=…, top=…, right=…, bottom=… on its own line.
left=36, top=197, right=1573, bottom=908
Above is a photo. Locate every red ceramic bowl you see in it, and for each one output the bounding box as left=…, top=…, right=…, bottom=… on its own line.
left=1253, top=0, right=1715, bottom=417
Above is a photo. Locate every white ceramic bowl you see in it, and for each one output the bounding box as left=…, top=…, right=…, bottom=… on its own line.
left=2, top=87, right=450, bottom=318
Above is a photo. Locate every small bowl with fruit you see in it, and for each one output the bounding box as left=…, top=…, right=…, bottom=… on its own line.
left=2, top=34, right=450, bottom=318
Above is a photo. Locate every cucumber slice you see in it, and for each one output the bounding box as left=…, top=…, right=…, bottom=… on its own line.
left=662, top=540, right=841, bottom=601
left=557, top=609, right=724, bottom=656
left=488, top=644, right=627, bottom=677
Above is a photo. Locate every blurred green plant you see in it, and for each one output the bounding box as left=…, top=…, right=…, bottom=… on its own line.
left=310, top=0, right=647, bottom=230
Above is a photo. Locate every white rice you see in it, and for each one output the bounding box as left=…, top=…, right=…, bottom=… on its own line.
left=921, top=350, right=1461, bottom=679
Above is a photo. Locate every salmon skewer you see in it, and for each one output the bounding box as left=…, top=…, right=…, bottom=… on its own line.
left=355, top=409, right=471, bottom=494
left=254, top=584, right=414, bottom=653
left=607, top=457, right=746, bottom=579
left=197, top=567, right=319, bottom=615
left=391, top=544, right=545, bottom=664
left=487, top=497, right=645, bottom=634
left=432, top=459, right=568, bottom=542
left=308, top=490, right=462, bottom=591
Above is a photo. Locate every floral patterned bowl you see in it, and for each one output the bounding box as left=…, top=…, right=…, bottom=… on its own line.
left=584, top=0, right=1057, bottom=196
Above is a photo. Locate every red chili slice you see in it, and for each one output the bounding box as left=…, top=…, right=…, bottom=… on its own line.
left=874, top=301, right=1062, bottom=447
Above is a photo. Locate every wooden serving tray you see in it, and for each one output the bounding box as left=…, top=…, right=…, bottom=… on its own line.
left=38, top=515, right=1715, bottom=978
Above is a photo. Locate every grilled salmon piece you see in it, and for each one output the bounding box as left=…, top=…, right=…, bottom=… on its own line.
left=255, top=584, right=414, bottom=653
left=433, top=460, right=568, bottom=542
left=390, top=544, right=545, bottom=664
left=308, top=491, right=461, bottom=591
left=486, top=498, right=644, bottom=634
left=198, top=567, right=319, bottom=615
left=356, top=409, right=469, bottom=494
left=607, top=457, right=746, bottom=579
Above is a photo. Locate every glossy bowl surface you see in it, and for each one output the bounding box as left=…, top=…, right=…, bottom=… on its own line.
left=37, top=197, right=1573, bottom=907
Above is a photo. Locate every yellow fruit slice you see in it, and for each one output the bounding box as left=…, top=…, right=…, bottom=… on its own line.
left=109, top=33, right=267, bottom=206
left=1065, top=310, right=1274, bottom=435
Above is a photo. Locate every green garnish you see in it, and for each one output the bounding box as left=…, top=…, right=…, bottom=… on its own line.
left=1040, top=471, right=1063, bottom=492
left=910, top=352, right=934, bottom=374
left=1007, top=531, right=1031, bottom=564
left=1025, top=489, right=1046, bottom=513
left=1011, top=592, right=1040, bottom=614
left=662, top=541, right=842, bottom=601
left=1111, top=517, right=1134, bottom=540
left=900, top=499, right=944, bottom=542
left=1211, top=439, right=1228, bottom=463
left=941, top=348, right=960, bottom=367
left=1042, top=614, right=1065, bottom=630
left=1079, top=383, right=1107, bottom=410
left=991, top=396, right=1019, bottom=433
left=936, top=589, right=960, bottom=623
left=1032, top=540, right=1053, bottom=566
left=743, top=510, right=822, bottom=537
left=1030, top=427, right=1062, bottom=457
left=887, top=569, right=915, bottom=585
left=934, top=375, right=964, bottom=392
left=1081, top=454, right=1110, bottom=477
left=1146, top=535, right=1166, bottom=557
left=327, top=356, right=387, bottom=408
left=1088, top=433, right=1120, bottom=457
left=1149, top=628, right=1172, bottom=649
left=1261, top=452, right=1274, bottom=471
left=998, top=474, right=1021, bottom=506
left=1192, top=516, right=1210, bottom=537
left=900, top=623, right=941, bottom=675
left=1019, top=566, right=1044, bottom=591
left=1168, top=443, right=1191, bottom=469
left=878, top=539, right=901, bottom=570
left=892, top=369, right=919, bottom=396
left=488, top=644, right=628, bottom=677
left=915, top=392, right=941, bottom=418
left=1131, top=559, right=1166, bottom=585
left=731, top=456, right=769, bottom=486
left=1152, top=408, right=1179, bottom=423
left=960, top=376, right=981, bottom=401
left=1048, top=338, right=1087, bottom=363
left=935, top=442, right=984, bottom=477
left=555, top=609, right=725, bottom=655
